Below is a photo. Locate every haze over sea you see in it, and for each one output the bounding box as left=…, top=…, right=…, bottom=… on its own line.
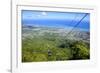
left=22, top=10, right=90, bottom=31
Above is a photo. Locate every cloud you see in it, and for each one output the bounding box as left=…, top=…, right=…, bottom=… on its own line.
left=37, top=14, right=41, bottom=17
left=36, top=12, right=47, bottom=17
left=41, top=12, right=47, bottom=16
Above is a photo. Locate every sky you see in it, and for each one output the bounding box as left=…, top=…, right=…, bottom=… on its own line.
left=22, top=10, right=90, bottom=31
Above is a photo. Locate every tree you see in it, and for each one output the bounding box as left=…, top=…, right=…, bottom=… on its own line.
left=70, top=41, right=90, bottom=59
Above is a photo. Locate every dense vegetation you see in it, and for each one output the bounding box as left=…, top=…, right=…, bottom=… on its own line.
left=22, top=32, right=90, bottom=62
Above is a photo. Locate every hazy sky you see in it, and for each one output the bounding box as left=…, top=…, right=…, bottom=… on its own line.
left=22, top=10, right=90, bottom=31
